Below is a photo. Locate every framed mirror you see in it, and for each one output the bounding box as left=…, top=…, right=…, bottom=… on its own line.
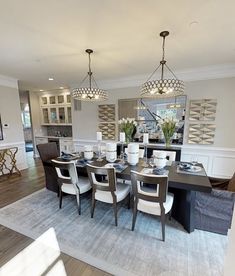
left=118, top=95, right=186, bottom=145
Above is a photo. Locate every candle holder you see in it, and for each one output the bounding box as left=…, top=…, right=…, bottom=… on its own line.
left=97, top=140, right=103, bottom=161
left=119, top=142, right=125, bottom=164
left=142, top=143, right=148, bottom=167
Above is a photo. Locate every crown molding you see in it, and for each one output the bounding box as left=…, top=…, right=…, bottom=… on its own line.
left=96, top=63, right=235, bottom=90
left=0, top=74, right=18, bottom=89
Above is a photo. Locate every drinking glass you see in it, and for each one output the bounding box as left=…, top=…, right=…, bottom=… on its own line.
left=149, top=156, right=155, bottom=168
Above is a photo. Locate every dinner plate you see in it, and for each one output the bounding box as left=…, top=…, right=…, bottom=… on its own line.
left=184, top=165, right=202, bottom=173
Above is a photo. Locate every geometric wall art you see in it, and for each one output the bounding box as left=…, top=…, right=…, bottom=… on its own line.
left=188, top=123, right=216, bottom=144
left=189, top=99, right=217, bottom=121
left=98, top=104, right=116, bottom=140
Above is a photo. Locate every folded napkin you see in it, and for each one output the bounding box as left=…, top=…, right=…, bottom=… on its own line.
left=153, top=168, right=168, bottom=175
left=141, top=168, right=168, bottom=176
left=76, top=159, right=93, bottom=167
left=178, top=162, right=192, bottom=171
left=113, top=164, right=127, bottom=172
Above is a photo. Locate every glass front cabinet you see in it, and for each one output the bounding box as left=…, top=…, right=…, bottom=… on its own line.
left=40, top=93, right=72, bottom=125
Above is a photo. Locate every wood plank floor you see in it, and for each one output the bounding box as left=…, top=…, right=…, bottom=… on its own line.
left=0, top=152, right=111, bottom=276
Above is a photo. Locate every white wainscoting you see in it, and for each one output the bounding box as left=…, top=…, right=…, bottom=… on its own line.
left=0, top=142, right=28, bottom=175
left=181, top=146, right=235, bottom=178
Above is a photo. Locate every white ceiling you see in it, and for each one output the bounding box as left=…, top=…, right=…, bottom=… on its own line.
left=0, top=0, right=235, bottom=91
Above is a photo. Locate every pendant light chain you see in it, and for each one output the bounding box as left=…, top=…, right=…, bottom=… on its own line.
left=88, top=51, right=92, bottom=89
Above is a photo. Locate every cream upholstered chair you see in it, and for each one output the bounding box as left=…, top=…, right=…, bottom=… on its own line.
left=51, top=160, right=91, bottom=215
left=131, top=170, right=174, bottom=241
left=86, top=164, right=131, bottom=226
left=152, top=150, right=176, bottom=166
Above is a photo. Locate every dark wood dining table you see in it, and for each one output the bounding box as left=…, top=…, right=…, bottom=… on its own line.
left=76, top=159, right=212, bottom=233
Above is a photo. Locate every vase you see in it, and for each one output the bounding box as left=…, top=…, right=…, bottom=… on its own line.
left=164, top=136, right=172, bottom=148
left=125, top=133, right=132, bottom=143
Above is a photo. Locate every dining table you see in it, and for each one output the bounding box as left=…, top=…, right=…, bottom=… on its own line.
left=75, top=157, right=212, bottom=233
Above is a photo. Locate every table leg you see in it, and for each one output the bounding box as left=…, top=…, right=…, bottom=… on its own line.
left=170, top=188, right=196, bottom=233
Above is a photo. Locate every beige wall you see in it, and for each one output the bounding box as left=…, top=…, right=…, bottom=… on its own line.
left=72, top=77, right=235, bottom=148
left=0, top=85, right=24, bottom=144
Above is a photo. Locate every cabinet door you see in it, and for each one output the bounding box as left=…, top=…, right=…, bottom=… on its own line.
left=49, top=95, right=56, bottom=104
left=66, top=94, right=71, bottom=104
left=58, top=107, right=66, bottom=123
left=67, top=107, right=72, bottom=123
left=42, top=108, right=49, bottom=124
left=35, top=137, right=48, bottom=145
left=50, top=107, right=58, bottom=123
left=41, top=96, right=48, bottom=105
left=118, top=99, right=138, bottom=119
left=57, top=95, right=64, bottom=104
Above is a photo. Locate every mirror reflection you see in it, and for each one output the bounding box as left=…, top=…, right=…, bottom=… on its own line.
left=118, top=95, right=186, bottom=145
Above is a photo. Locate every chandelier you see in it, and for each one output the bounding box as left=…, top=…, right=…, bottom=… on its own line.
left=72, top=49, right=107, bottom=101
left=140, top=31, right=184, bottom=98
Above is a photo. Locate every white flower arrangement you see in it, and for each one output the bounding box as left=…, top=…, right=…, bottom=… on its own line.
left=159, top=117, right=179, bottom=146
left=118, top=117, right=137, bottom=142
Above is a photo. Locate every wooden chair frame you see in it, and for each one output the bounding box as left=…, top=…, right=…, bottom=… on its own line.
left=131, top=170, right=169, bottom=241
left=86, top=164, right=130, bottom=226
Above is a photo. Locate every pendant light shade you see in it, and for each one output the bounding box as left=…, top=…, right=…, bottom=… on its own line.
left=140, top=31, right=184, bottom=98
left=72, top=49, right=107, bottom=101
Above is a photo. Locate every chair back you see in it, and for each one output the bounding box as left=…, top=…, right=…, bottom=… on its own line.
left=131, top=171, right=168, bottom=203
left=37, top=143, right=59, bottom=162
left=86, top=164, right=116, bottom=193
left=51, top=160, right=79, bottom=192
left=152, top=150, right=176, bottom=165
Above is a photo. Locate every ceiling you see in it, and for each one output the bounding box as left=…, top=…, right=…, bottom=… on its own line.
left=0, top=0, right=235, bottom=92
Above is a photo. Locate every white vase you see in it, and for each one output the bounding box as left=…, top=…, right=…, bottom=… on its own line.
left=106, top=143, right=117, bottom=162
left=154, top=151, right=167, bottom=169
left=84, top=145, right=93, bottom=160
left=127, top=143, right=139, bottom=165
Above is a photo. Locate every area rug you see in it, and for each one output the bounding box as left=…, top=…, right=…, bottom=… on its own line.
left=0, top=189, right=228, bottom=276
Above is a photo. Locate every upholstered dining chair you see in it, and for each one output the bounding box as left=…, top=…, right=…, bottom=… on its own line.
left=152, top=150, right=176, bottom=166
left=37, top=142, right=60, bottom=193
left=51, top=159, right=91, bottom=215
left=130, top=171, right=174, bottom=241
left=86, top=164, right=131, bottom=226
left=195, top=172, right=235, bottom=235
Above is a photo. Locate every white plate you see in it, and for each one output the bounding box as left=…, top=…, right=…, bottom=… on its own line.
left=104, top=163, right=115, bottom=168
left=185, top=166, right=202, bottom=172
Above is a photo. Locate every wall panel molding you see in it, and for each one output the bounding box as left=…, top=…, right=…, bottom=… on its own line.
left=181, top=147, right=235, bottom=178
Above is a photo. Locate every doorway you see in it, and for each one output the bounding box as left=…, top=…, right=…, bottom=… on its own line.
left=19, top=91, right=33, bottom=153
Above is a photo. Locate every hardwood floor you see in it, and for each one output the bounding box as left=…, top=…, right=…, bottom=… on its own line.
left=0, top=152, right=111, bottom=276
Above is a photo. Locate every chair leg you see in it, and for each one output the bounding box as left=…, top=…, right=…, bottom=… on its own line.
left=127, top=193, right=131, bottom=209
left=59, top=189, right=63, bottom=209
left=91, top=194, right=96, bottom=218
left=168, top=208, right=172, bottom=221
left=132, top=200, right=137, bottom=231
left=160, top=208, right=166, bottom=242
left=113, top=201, right=118, bottom=226
left=76, top=193, right=81, bottom=215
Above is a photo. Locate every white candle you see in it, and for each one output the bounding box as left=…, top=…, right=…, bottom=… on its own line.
left=143, top=133, right=149, bottom=144
left=97, top=131, right=102, bottom=141
left=120, top=132, right=125, bottom=143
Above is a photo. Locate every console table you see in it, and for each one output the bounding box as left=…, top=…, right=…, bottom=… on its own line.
left=0, top=147, right=21, bottom=176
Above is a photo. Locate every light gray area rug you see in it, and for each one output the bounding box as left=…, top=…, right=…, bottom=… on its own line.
left=0, top=189, right=228, bottom=276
